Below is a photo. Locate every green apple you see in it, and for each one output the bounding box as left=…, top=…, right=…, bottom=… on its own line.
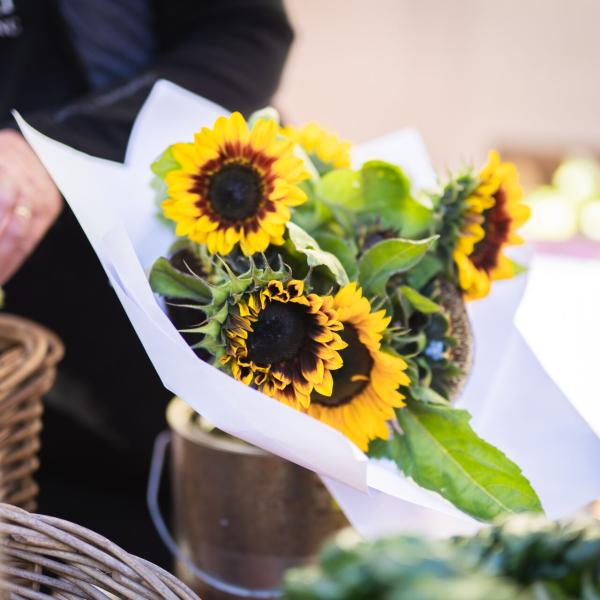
left=579, top=199, right=600, bottom=241
left=552, top=157, right=600, bottom=205
left=523, top=186, right=578, bottom=241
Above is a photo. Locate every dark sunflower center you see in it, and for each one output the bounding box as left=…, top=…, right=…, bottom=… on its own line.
left=470, top=187, right=512, bottom=272
left=313, top=325, right=373, bottom=407
left=207, top=163, right=263, bottom=221
left=169, top=247, right=206, bottom=278
left=246, top=301, right=308, bottom=366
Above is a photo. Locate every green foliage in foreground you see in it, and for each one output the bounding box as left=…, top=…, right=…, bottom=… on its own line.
left=283, top=514, right=600, bottom=600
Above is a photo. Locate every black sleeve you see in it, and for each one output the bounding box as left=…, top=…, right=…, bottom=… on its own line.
left=26, top=0, right=294, bottom=162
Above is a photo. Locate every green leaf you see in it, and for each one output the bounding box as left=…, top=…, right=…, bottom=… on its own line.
left=406, top=253, right=444, bottom=290
left=367, top=437, right=391, bottom=459
left=392, top=401, right=543, bottom=521
left=358, top=237, right=437, bottom=298
left=361, top=160, right=411, bottom=203
left=317, top=169, right=363, bottom=210
left=291, top=196, right=332, bottom=233
left=324, top=203, right=357, bottom=237
left=511, top=260, right=527, bottom=276
left=149, top=257, right=211, bottom=302
left=361, top=160, right=433, bottom=237
left=386, top=197, right=433, bottom=238
left=400, top=286, right=442, bottom=314
left=314, top=232, right=359, bottom=280
left=410, top=385, right=449, bottom=405
left=151, top=145, right=182, bottom=178
left=317, top=164, right=432, bottom=237
left=247, top=106, right=280, bottom=128
left=287, top=222, right=349, bottom=286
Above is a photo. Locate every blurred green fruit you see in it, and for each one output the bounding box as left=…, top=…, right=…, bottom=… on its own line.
left=579, top=199, right=600, bottom=241
left=552, top=157, right=600, bottom=204
left=523, top=186, right=578, bottom=241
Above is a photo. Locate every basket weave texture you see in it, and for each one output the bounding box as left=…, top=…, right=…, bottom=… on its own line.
left=0, top=314, right=64, bottom=512
left=0, top=503, right=200, bottom=599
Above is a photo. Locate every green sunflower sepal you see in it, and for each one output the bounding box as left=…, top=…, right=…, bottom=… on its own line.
left=151, top=253, right=291, bottom=364
left=247, top=106, right=280, bottom=129
left=429, top=168, right=479, bottom=280
left=149, top=256, right=211, bottom=303
left=151, top=145, right=183, bottom=179
left=149, top=145, right=185, bottom=224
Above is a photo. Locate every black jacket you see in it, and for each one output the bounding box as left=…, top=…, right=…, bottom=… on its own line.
left=2, top=0, right=293, bottom=563
left=2, top=0, right=293, bottom=159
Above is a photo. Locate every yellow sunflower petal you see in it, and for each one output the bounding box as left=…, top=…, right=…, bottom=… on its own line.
left=250, top=118, right=278, bottom=151
left=301, top=282, right=410, bottom=451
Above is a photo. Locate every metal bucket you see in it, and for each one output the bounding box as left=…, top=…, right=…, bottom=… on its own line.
left=164, top=397, right=348, bottom=599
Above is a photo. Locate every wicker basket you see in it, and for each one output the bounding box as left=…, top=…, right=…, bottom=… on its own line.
left=0, top=503, right=200, bottom=599
left=0, top=314, right=64, bottom=511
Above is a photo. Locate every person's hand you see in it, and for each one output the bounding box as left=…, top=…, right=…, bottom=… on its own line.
left=0, top=129, right=62, bottom=284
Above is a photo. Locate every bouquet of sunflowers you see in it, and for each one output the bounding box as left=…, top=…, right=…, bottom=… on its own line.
left=146, top=107, right=540, bottom=521
left=23, top=81, right=600, bottom=536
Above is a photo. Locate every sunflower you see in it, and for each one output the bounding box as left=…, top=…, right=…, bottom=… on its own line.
left=222, top=279, right=347, bottom=409
left=161, top=112, right=308, bottom=256
left=305, top=283, right=409, bottom=451
left=281, top=122, right=351, bottom=175
left=453, top=151, right=531, bottom=300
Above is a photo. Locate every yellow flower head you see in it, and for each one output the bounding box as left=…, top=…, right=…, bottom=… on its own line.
left=222, top=279, right=347, bottom=409
left=282, top=122, right=351, bottom=174
left=305, top=283, right=409, bottom=451
left=454, top=151, right=531, bottom=300
left=162, top=112, right=308, bottom=256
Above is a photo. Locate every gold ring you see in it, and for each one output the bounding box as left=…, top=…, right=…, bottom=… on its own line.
left=14, top=205, right=32, bottom=221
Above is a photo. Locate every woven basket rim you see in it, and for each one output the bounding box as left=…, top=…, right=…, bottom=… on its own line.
left=0, top=502, right=200, bottom=599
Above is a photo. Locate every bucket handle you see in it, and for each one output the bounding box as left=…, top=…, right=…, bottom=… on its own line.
left=147, top=430, right=282, bottom=599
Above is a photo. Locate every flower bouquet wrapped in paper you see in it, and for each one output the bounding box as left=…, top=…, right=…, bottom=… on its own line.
left=15, top=81, right=600, bottom=538
left=147, top=105, right=539, bottom=523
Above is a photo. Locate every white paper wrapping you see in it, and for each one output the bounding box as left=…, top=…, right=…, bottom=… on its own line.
left=516, top=254, right=600, bottom=439
left=14, top=80, right=600, bottom=538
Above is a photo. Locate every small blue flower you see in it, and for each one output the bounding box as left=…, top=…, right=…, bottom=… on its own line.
left=425, top=340, right=445, bottom=361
